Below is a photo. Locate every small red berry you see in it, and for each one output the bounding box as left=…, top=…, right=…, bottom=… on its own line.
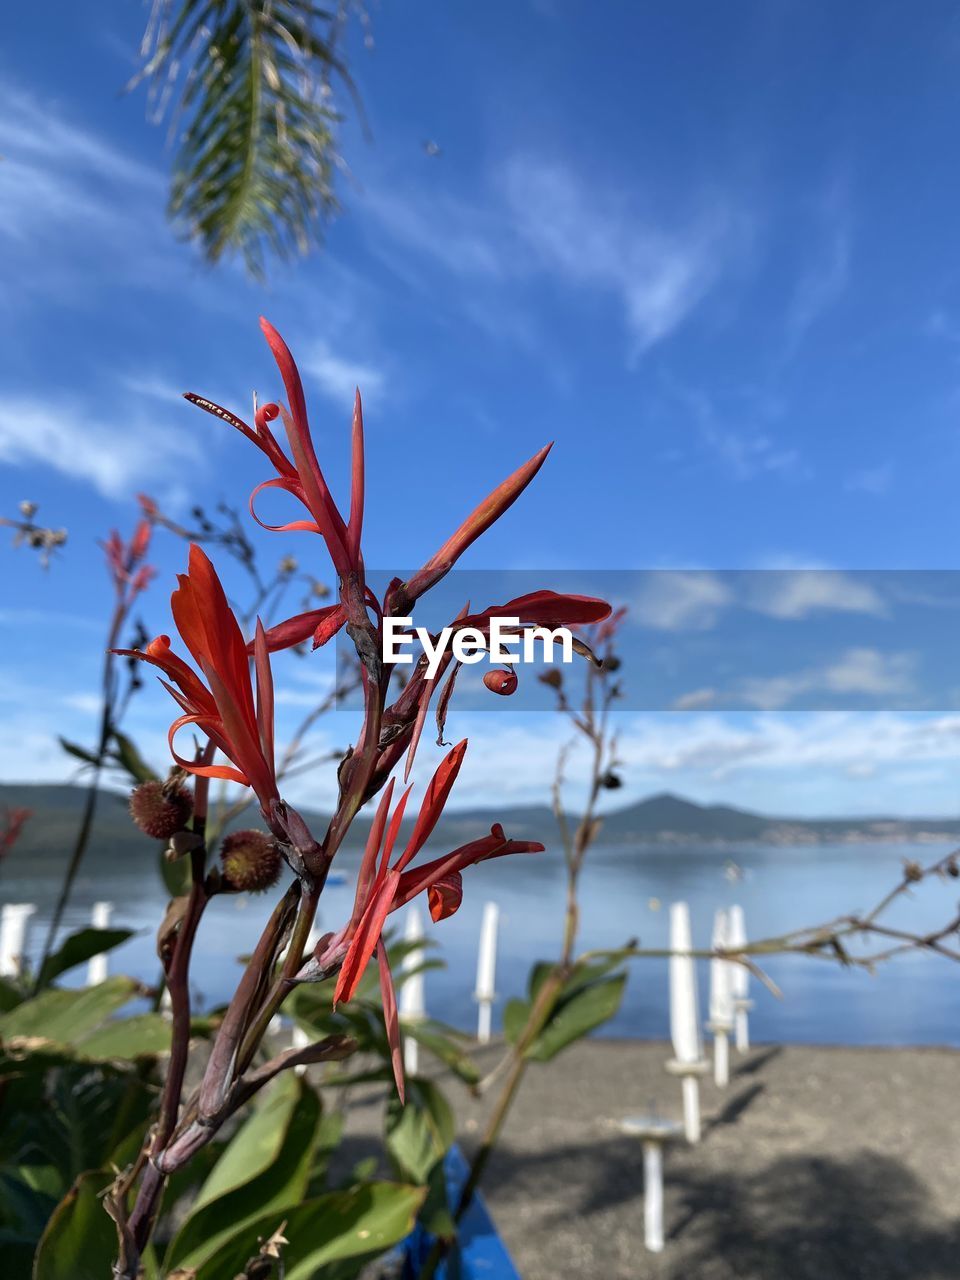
left=483, top=669, right=518, bottom=696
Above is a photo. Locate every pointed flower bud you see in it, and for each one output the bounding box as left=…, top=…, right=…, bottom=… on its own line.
left=130, top=780, right=193, bottom=840
left=220, top=830, right=283, bottom=892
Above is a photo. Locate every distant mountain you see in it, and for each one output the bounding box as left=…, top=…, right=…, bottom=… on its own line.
left=2, top=784, right=959, bottom=874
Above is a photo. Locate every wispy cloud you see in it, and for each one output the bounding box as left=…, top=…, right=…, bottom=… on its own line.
left=500, top=158, right=744, bottom=353
left=846, top=462, right=894, bottom=496
left=735, top=647, right=915, bottom=710
left=301, top=341, right=385, bottom=409
left=633, top=572, right=732, bottom=631
left=360, top=154, right=750, bottom=356
left=746, top=570, right=886, bottom=620
left=0, top=84, right=161, bottom=247
left=663, top=378, right=804, bottom=481
left=0, top=395, right=201, bottom=500
left=784, top=180, right=852, bottom=355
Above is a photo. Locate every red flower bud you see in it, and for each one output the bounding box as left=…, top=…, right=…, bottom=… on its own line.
left=483, top=669, right=518, bottom=696
left=130, top=780, right=193, bottom=840
left=220, top=830, right=283, bottom=892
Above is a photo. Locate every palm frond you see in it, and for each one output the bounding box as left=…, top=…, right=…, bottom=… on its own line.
left=134, top=0, right=363, bottom=275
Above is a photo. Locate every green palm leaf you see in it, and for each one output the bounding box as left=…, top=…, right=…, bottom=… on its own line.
left=135, top=0, right=362, bottom=274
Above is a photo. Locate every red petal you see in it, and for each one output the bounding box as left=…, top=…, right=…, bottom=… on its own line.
left=347, top=389, right=364, bottom=565
left=402, top=444, right=553, bottom=603
left=464, top=591, right=612, bottom=631
left=428, top=871, right=463, bottom=922
left=351, top=778, right=395, bottom=927
left=396, top=740, right=468, bottom=871
left=378, top=943, right=405, bottom=1102
left=313, top=604, right=348, bottom=649
left=334, top=868, right=400, bottom=1006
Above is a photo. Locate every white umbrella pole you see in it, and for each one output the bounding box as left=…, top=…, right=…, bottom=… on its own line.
left=474, top=901, right=499, bottom=1044
left=727, top=904, right=752, bottom=1053
left=666, top=902, right=707, bottom=1142
left=87, top=901, right=113, bottom=985
left=0, top=903, right=36, bottom=978
left=708, top=908, right=734, bottom=1089
left=643, top=1140, right=665, bottom=1253
left=400, top=906, right=426, bottom=1077
left=714, top=1028, right=730, bottom=1088
left=681, top=1075, right=701, bottom=1145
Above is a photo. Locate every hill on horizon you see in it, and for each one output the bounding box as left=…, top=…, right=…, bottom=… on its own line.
left=2, top=783, right=959, bottom=875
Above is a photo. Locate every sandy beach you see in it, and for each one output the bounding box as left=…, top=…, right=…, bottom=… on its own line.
left=342, top=1039, right=960, bottom=1280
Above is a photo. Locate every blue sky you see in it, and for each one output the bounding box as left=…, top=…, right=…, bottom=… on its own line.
left=4, top=2, right=960, bottom=816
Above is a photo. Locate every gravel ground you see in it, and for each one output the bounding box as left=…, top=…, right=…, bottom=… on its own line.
left=340, top=1038, right=960, bottom=1280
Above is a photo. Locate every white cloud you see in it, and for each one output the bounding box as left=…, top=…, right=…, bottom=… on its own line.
left=501, top=158, right=744, bottom=352
left=302, top=341, right=385, bottom=409
left=784, top=180, right=852, bottom=355
left=673, top=687, right=720, bottom=711
left=746, top=570, right=886, bottom=620
left=0, top=84, right=161, bottom=246
left=664, top=378, right=803, bottom=481
left=0, top=395, right=201, bottom=500
left=633, top=572, right=732, bottom=631
left=361, top=155, right=750, bottom=355
left=613, top=710, right=960, bottom=793
left=735, top=648, right=915, bottom=711
left=846, top=463, right=894, bottom=496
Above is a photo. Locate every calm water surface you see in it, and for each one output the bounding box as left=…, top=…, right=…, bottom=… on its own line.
left=6, top=841, right=959, bottom=1046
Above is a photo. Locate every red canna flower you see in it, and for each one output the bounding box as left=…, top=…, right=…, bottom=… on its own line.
left=184, top=319, right=361, bottom=584
left=102, top=518, right=155, bottom=599
left=321, top=741, right=543, bottom=1098
left=116, top=545, right=279, bottom=813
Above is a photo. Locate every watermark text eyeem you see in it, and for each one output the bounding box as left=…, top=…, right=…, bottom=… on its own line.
left=383, top=616, right=574, bottom=679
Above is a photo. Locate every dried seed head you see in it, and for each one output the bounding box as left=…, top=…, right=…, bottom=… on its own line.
left=130, top=780, right=193, bottom=840
left=903, top=860, right=923, bottom=883
left=600, top=770, right=623, bottom=790
left=220, top=830, right=283, bottom=893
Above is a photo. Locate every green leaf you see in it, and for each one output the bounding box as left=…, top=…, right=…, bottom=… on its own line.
left=36, top=928, right=134, bottom=990
left=504, top=960, right=628, bottom=1061
left=402, top=1019, right=480, bottom=1085
left=525, top=973, right=627, bottom=1062
left=76, top=1014, right=171, bottom=1061
left=0, top=977, right=25, bottom=1013
left=194, top=1182, right=426, bottom=1280
left=32, top=1170, right=116, bottom=1280
left=165, top=1076, right=322, bottom=1273
left=385, top=1078, right=454, bottom=1185
left=58, top=738, right=99, bottom=767
left=109, top=730, right=157, bottom=784
left=160, top=848, right=192, bottom=898
left=502, top=996, right=531, bottom=1046
left=0, top=978, right=137, bottom=1046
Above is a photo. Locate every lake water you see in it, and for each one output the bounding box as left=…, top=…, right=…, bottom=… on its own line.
left=6, top=841, right=960, bottom=1046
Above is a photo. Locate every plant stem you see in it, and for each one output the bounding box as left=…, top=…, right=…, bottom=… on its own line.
left=35, top=600, right=125, bottom=988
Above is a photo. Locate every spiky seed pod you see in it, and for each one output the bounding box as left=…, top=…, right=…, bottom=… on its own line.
left=130, top=780, right=193, bottom=840
left=220, top=830, right=283, bottom=893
